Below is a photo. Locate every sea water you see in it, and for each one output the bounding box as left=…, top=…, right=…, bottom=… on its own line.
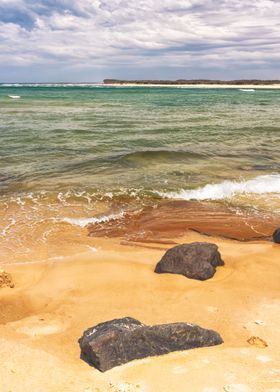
left=0, top=84, right=279, bottom=262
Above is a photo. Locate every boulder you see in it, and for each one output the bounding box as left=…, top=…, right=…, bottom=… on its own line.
left=155, top=242, right=224, bottom=281
left=272, top=228, right=280, bottom=243
left=79, top=317, right=223, bottom=372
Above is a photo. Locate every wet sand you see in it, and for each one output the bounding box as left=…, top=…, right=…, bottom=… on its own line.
left=1, top=227, right=280, bottom=391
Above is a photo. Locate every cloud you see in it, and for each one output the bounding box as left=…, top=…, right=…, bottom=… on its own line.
left=0, top=0, right=279, bottom=81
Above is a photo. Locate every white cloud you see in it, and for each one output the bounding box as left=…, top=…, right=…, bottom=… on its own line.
left=0, top=0, right=279, bottom=79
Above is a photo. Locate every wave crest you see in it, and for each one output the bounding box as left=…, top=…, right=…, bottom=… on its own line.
left=62, top=211, right=125, bottom=228
left=157, top=174, right=280, bottom=201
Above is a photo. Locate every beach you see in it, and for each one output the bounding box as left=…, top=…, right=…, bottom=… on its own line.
left=0, top=84, right=280, bottom=391
left=1, top=227, right=280, bottom=392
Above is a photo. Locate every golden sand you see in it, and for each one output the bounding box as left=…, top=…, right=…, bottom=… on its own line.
left=1, top=227, right=280, bottom=391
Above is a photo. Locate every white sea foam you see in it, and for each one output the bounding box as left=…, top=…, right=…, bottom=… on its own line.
left=239, top=89, right=255, bottom=92
left=62, top=211, right=125, bottom=228
left=0, top=218, right=16, bottom=237
left=157, top=174, right=280, bottom=201
left=8, top=95, right=21, bottom=99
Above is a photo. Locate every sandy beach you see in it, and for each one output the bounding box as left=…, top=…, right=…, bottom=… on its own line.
left=1, top=83, right=280, bottom=391
left=1, top=0, right=280, bottom=388
left=1, top=219, right=280, bottom=391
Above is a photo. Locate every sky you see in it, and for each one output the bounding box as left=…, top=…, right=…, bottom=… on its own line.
left=0, top=0, right=279, bottom=82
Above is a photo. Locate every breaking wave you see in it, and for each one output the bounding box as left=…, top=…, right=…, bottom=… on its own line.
left=157, top=174, right=280, bottom=201
left=62, top=211, right=125, bottom=228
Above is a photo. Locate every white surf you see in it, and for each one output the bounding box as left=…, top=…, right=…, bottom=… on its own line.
left=157, top=174, right=280, bottom=201
left=62, top=211, right=125, bottom=228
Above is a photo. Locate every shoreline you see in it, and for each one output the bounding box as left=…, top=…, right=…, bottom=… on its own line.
left=102, top=83, right=280, bottom=89
left=1, top=197, right=280, bottom=265
left=1, top=77, right=280, bottom=391
left=2, top=83, right=280, bottom=89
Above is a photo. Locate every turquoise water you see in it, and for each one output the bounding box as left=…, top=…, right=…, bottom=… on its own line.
left=1, top=85, right=280, bottom=198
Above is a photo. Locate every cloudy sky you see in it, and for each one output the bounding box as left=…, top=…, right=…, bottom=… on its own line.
left=0, top=0, right=279, bottom=82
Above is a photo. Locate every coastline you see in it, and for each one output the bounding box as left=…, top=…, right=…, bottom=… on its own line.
left=102, top=83, right=280, bottom=89
left=1, top=84, right=280, bottom=391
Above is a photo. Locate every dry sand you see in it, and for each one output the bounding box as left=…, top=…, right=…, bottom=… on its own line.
left=1, top=230, right=280, bottom=392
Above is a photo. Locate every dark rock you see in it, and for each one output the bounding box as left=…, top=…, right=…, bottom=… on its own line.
left=272, top=228, right=280, bottom=243
left=155, top=242, right=224, bottom=281
left=79, top=317, right=223, bottom=372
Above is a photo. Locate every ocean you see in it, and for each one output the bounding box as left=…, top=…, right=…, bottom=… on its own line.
left=1, top=84, right=280, bottom=262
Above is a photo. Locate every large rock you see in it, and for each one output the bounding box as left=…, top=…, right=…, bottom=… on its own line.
left=272, top=228, right=280, bottom=243
left=155, top=242, right=224, bottom=281
left=79, top=317, right=223, bottom=372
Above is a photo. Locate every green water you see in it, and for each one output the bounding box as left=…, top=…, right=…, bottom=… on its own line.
left=0, top=85, right=280, bottom=201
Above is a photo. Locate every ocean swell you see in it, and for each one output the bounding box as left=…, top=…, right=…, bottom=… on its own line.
left=157, top=174, right=280, bottom=201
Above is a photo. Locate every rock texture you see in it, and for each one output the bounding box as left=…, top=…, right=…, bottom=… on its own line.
left=79, top=317, right=223, bottom=372
left=272, top=228, right=280, bottom=243
left=87, top=200, right=280, bottom=241
left=155, top=242, right=224, bottom=281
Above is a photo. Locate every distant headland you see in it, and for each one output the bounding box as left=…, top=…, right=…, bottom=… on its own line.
left=104, top=79, right=280, bottom=85
left=103, top=79, right=280, bottom=88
